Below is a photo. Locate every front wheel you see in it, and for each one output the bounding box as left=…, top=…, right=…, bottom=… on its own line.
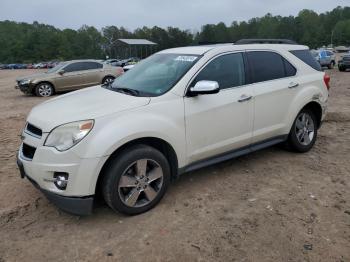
left=287, top=109, right=318, bottom=153
left=35, top=83, right=54, bottom=97
left=102, top=145, right=171, bottom=215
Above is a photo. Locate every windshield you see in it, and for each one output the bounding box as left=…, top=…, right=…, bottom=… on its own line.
left=47, top=62, right=67, bottom=73
left=109, top=53, right=200, bottom=96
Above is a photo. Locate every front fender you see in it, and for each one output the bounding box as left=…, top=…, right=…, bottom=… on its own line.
left=72, top=99, right=187, bottom=167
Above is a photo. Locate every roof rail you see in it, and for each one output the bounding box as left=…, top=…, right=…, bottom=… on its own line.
left=235, top=39, right=298, bottom=45
left=197, top=41, right=233, bottom=45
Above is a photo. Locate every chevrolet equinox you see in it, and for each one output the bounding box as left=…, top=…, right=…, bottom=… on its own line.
left=17, top=40, right=330, bottom=216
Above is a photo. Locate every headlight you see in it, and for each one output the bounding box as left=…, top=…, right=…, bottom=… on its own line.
left=44, top=120, right=94, bottom=151
left=21, top=79, right=31, bottom=85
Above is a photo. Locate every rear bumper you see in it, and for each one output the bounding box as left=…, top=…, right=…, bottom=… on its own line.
left=17, top=156, right=94, bottom=216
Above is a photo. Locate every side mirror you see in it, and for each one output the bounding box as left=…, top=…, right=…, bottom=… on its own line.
left=58, top=69, right=65, bottom=75
left=188, top=80, right=220, bottom=96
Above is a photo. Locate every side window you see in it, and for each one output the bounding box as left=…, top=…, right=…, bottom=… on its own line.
left=290, top=50, right=322, bottom=71
left=191, top=53, right=245, bottom=89
left=84, top=62, right=103, bottom=70
left=64, top=62, right=85, bottom=73
left=284, top=58, right=297, bottom=77
left=247, top=51, right=286, bottom=83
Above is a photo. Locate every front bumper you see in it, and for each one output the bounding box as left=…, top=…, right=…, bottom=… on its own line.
left=15, top=83, right=35, bottom=94
left=338, top=63, right=350, bottom=69
left=17, top=156, right=94, bottom=216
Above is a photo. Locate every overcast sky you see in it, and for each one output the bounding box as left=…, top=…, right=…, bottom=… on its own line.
left=0, top=0, right=349, bottom=31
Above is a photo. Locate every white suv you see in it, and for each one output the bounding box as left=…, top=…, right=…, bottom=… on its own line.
left=17, top=40, right=330, bottom=216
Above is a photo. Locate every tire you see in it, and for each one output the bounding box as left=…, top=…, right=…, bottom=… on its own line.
left=287, top=109, right=318, bottom=153
left=328, top=62, right=334, bottom=69
left=102, top=145, right=171, bottom=215
left=35, top=83, right=54, bottom=97
left=102, top=76, right=115, bottom=85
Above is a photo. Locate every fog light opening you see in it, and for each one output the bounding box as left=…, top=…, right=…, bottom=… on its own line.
left=53, top=172, right=69, bottom=190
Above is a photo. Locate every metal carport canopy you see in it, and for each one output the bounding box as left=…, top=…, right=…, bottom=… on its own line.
left=118, top=39, right=157, bottom=45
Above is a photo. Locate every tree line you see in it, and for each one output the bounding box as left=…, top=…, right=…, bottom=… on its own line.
left=0, top=6, right=350, bottom=63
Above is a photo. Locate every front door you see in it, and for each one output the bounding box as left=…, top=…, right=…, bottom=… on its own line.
left=78, top=62, right=104, bottom=87
left=54, top=62, right=85, bottom=90
left=184, top=52, right=254, bottom=163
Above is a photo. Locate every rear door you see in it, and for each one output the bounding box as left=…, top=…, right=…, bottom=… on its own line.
left=246, top=51, right=298, bottom=143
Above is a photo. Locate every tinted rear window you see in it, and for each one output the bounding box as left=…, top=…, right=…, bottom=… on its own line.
left=290, top=50, right=322, bottom=71
left=247, top=51, right=295, bottom=83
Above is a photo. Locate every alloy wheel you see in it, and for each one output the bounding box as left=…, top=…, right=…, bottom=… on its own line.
left=38, top=84, right=52, bottom=97
left=118, top=159, right=164, bottom=208
left=295, top=113, right=315, bottom=146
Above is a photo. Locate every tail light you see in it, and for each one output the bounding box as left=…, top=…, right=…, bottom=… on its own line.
left=324, top=73, right=330, bottom=90
left=116, top=67, right=124, bottom=75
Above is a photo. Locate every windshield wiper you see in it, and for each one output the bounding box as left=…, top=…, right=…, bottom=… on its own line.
left=114, top=87, right=140, bottom=96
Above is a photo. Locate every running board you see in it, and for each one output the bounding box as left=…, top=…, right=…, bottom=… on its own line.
left=178, top=135, right=288, bottom=175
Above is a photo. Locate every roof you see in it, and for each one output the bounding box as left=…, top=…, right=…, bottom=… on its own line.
left=118, top=39, right=157, bottom=45
left=65, top=59, right=103, bottom=63
left=159, top=44, right=308, bottom=55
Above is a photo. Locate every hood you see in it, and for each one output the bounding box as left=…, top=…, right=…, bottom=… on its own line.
left=16, top=72, right=52, bottom=82
left=27, top=86, right=151, bottom=132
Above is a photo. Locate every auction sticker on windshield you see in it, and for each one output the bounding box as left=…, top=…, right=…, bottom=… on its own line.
left=175, top=56, right=198, bottom=62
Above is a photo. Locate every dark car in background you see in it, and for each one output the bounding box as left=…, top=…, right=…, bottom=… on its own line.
left=6, top=64, right=27, bottom=69
left=338, top=55, right=350, bottom=71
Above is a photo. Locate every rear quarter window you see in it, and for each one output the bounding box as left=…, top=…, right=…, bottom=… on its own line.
left=290, top=50, right=322, bottom=71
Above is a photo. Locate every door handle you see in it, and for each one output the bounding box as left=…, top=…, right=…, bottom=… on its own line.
left=238, top=94, right=253, bottom=102
left=288, top=82, right=299, bottom=89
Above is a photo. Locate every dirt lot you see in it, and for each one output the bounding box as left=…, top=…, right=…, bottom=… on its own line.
left=0, top=68, right=349, bottom=262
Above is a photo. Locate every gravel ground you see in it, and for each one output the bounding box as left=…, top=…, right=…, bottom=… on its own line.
left=0, top=68, right=349, bottom=262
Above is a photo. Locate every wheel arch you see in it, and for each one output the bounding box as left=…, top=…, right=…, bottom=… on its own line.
left=299, top=101, right=323, bottom=129
left=95, top=137, right=179, bottom=195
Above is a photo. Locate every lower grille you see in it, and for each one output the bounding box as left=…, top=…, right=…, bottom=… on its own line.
left=22, top=143, right=36, bottom=160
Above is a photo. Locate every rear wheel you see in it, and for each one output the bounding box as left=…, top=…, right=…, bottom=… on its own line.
left=102, top=145, right=170, bottom=215
left=102, top=76, right=115, bottom=85
left=35, top=83, right=54, bottom=97
left=287, top=109, right=317, bottom=153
